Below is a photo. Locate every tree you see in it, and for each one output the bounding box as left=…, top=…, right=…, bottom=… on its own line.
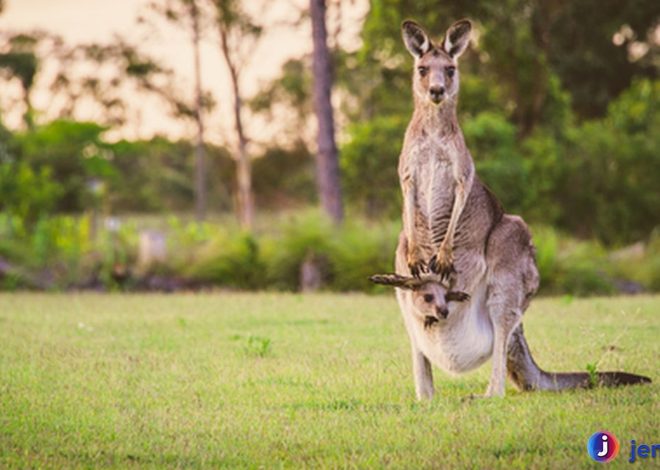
left=190, top=0, right=207, bottom=221
left=50, top=38, right=177, bottom=127
left=0, top=34, right=39, bottom=130
left=144, top=0, right=210, bottom=220
left=310, top=0, right=343, bottom=224
left=209, top=0, right=262, bottom=230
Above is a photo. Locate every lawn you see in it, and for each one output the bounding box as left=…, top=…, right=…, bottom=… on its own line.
left=0, top=293, right=657, bottom=468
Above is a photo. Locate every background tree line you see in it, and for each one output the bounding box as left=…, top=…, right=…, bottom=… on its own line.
left=0, top=0, right=658, bottom=293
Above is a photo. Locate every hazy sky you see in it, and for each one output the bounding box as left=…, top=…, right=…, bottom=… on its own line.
left=0, top=0, right=368, bottom=145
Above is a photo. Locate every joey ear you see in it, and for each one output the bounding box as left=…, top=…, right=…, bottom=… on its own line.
left=369, top=273, right=415, bottom=290
left=402, top=20, right=432, bottom=57
left=443, top=19, right=472, bottom=58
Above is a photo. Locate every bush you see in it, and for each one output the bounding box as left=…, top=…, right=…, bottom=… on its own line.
left=557, top=80, right=659, bottom=244
left=262, top=211, right=335, bottom=290
left=532, top=225, right=614, bottom=296
left=186, top=230, right=264, bottom=289
left=0, top=162, right=61, bottom=224
left=326, top=218, right=399, bottom=292
left=463, top=112, right=528, bottom=214
left=341, top=115, right=406, bottom=218
left=252, top=143, right=316, bottom=209
left=0, top=212, right=657, bottom=295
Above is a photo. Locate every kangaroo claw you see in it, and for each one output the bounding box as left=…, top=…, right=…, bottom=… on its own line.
left=408, top=259, right=427, bottom=278
left=429, top=254, right=456, bottom=280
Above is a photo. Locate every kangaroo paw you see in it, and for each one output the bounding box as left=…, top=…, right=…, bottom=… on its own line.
left=407, top=249, right=427, bottom=278
left=429, top=249, right=455, bottom=280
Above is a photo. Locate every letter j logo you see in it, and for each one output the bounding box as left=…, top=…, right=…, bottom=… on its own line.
left=588, top=431, right=620, bottom=463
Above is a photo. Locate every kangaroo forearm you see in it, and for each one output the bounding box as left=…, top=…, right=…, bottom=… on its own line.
left=440, top=176, right=470, bottom=249
left=402, top=183, right=417, bottom=247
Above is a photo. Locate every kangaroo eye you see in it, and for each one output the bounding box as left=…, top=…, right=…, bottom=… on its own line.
left=418, top=66, right=429, bottom=77
left=446, top=66, right=456, bottom=78
left=423, top=294, right=434, bottom=303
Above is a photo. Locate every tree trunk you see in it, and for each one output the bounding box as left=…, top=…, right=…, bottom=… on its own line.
left=22, top=86, right=34, bottom=130
left=191, top=0, right=207, bottom=221
left=219, top=24, right=254, bottom=230
left=310, top=0, right=343, bottom=224
left=231, top=74, right=253, bottom=230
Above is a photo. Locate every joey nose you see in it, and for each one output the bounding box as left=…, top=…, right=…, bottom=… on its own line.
left=436, top=306, right=449, bottom=319
left=429, top=86, right=445, bottom=102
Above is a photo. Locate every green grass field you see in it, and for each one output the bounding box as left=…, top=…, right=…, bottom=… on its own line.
left=0, top=293, right=657, bottom=469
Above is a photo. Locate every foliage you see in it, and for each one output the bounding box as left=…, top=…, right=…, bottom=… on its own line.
left=108, top=137, right=234, bottom=213
left=532, top=225, right=621, bottom=296
left=557, top=80, right=660, bottom=244
left=462, top=112, right=527, bottom=214
left=12, top=120, right=110, bottom=213
left=1, top=211, right=659, bottom=295
left=1, top=120, right=236, bottom=218
left=0, top=0, right=658, bottom=290
left=262, top=211, right=335, bottom=291
left=0, top=161, right=61, bottom=224
left=341, top=115, right=406, bottom=218
left=326, top=218, right=400, bottom=292
left=186, top=230, right=264, bottom=289
left=0, top=33, right=39, bottom=128
left=252, top=143, right=316, bottom=209
left=241, top=335, right=272, bottom=358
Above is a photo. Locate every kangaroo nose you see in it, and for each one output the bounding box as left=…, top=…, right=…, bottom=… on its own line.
left=429, top=86, right=445, bottom=101
left=436, top=306, right=449, bottom=319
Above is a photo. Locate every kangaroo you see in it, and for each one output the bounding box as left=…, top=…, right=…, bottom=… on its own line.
left=370, top=19, right=651, bottom=399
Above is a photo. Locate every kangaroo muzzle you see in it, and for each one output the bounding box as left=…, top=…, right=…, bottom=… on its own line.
left=429, top=85, right=445, bottom=103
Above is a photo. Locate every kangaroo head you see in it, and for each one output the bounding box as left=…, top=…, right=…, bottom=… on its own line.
left=401, top=19, right=472, bottom=107
left=369, top=273, right=470, bottom=320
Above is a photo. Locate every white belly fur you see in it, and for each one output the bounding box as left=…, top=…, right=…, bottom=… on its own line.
left=399, top=281, right=493, bottom=374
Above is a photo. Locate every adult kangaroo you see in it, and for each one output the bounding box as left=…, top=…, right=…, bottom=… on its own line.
left=371, top=19, right=651, bottom=399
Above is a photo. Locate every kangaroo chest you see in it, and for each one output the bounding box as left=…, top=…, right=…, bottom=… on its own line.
left=406, top=135, right=459, bottom=242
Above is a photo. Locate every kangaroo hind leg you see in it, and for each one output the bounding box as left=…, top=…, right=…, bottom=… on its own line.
left=484, top=216, right=539, bottom=397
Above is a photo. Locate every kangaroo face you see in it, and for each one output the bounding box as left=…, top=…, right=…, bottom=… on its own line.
left=402, top=20, right=472, bottom=106
left=414, top=49, right=457, bottom=106
left=412, top=282, right=450, bottom=320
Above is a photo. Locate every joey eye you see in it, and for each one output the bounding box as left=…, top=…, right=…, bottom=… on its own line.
left=423, top=294, right=434, bottom=303
left=446, top=66, right=455, bottom=78
left=418, top=66, right=429, bottom=77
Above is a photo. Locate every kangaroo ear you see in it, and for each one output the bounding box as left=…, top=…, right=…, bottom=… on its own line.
left=369, top=273, right=415, bottom=290
left=402, top=20, right=432, bottom=58
left=443, top=19, right=472, bottom=59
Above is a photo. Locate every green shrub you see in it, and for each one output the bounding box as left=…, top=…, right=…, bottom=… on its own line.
left=0, top=211, right=656, bottom=295
left=341, top=115, right=406, bottom=218
left=533, top=226, right=615, bottom=296
left=326, top=218, right=399, bottom=292
left=557, top=80, right=659, bottom=244
left=0, top=162, right=61, bottom=224
left=262, top=210, right=334, bottom=290
left=186, top=230, right=264, bottom=289
left=609, top=230, right=660, bottom=293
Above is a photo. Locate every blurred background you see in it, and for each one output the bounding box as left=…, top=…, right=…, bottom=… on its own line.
left=0, top=0, right=658, bottom=295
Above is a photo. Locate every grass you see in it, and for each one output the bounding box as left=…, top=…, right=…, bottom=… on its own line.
left=0, top=293, right=657, bottom=469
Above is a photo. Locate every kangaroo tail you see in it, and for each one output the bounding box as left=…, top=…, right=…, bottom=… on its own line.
left=506, top=325, right=651, bottom=391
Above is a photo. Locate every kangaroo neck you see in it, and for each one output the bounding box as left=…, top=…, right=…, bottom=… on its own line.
left=412, top=98, right=461, bottom=139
